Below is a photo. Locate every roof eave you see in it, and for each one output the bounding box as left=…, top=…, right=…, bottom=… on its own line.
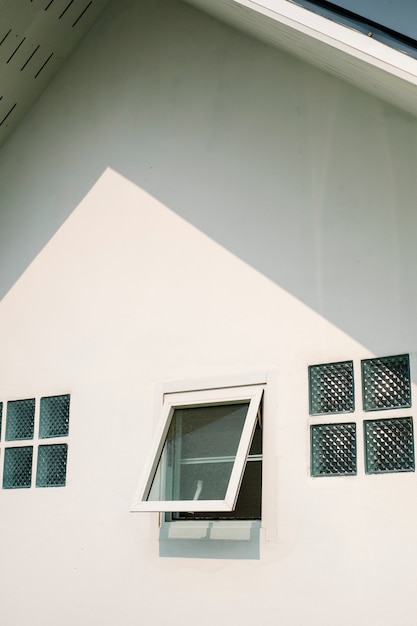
left=184, top=0, right=417, bottom=117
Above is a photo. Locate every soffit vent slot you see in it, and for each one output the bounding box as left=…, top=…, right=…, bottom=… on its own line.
left=0, top=30, right=12, bottom=47
left=20, top=44, right=40, bottom=71
left=59, top=1, right=75, bottom=20
left=0, top=0, right=111, bottom=146
left=72, top=1, right=93, bottom=28
left=7, top=37, right=26, bottom=64
left=0, top=103, right=17, bottom=127
left=34, top=52, right=53, bottom=79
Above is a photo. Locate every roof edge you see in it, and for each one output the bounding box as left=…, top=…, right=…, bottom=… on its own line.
left=184, top=0, right=417, bottom=116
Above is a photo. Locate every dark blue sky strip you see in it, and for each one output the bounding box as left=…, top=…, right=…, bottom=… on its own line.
left=292, top=0, right=417, bottom=59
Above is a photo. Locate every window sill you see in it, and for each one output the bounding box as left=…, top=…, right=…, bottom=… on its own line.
left=159, top=519, right=261, bottom=559
left=161, top=518, right=261, bottom=541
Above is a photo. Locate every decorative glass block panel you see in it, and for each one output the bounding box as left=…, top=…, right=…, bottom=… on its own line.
left=36, top=444, right=68, bottom=487
left=311, top=423, right=356, bottom=477
left=3, top=446, right=33, bottom=488
left=362, top=354, right=411, bottom=411
left=39, top=394, right=70, bottom=438
left=6, top=398, right=35, bottom=441
left=309, top=361, right=354, bottom=415
left=364, top=417, right=414, bottom=474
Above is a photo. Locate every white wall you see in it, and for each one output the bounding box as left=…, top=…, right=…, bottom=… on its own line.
left=0, top=0, right=417, bottom=624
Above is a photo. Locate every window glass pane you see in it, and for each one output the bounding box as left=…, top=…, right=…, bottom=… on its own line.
left=364, top=417, right=414, bottom=474
left=36, top=444, right=68, bottom=487
left=362, top=354, right=411, bottom=411
left=3, top=446, right=33, bottom=488
left=311, top=422, right=356, bottom=477
left=147, top=402, right=249, bottom=501
left=174, top=422, right=262, bottom=520
left=6, top=399, right=35, bottom=441
left=39, top=394, right=70, bottom=438
left=309, top=361, right=354, bottom=415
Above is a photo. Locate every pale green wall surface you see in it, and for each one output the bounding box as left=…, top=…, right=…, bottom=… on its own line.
left=0, top=1, right=417, bottom=624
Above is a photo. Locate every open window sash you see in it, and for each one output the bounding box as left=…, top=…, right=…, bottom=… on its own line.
left=131, top=385, right=263, bottom=512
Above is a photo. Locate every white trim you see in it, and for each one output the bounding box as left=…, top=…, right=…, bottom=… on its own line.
left=239, top=0, right=417, bottom=80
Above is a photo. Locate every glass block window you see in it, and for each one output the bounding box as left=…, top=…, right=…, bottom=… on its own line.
left=311, top=423, right=356, bottom=477
left=6, top=398, right=35, bottom=441
left=0, top=393, right=70, bottom=490
left=36, top=444, right=68, bottom=487
left=309, top=361, right=354, bottom=415
left=362, top=354, right=411, bottom=412
left=3, top=446, right=33, bottom=489
left=364, top=417, right=415, bottom=474
left=39, top=394, right=70, bottom=438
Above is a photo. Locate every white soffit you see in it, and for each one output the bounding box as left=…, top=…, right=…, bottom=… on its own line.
left=183, top=0, right=417, bottom=117
left=0, top=0, right=111, bottom=147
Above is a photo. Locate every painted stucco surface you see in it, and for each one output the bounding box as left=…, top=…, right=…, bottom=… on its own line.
left=0, top=0, right=417, bottom=624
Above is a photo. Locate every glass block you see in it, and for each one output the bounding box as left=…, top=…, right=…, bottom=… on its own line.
left=362, top=354, right=411, bottom=411
left=36, top=444, right=68, bottom=487
left=39, top=394, right=70, bottom=438
left=364, top=417, right=414, bottom=474
left=309, top=361, right=354, bottom=415
left=3, top=446, right=33, bottom=489
left=311, top=423, right=356, bottom=477
left=6, top=398, right=35, bottom=441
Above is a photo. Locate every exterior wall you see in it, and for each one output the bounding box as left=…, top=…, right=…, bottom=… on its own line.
left=0, top=0, right=417, bottom=624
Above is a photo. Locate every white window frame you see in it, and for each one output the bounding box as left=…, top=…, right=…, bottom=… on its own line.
left=131, top=381, right=264, bottom=513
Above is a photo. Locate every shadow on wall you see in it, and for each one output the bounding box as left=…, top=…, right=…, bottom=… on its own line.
left=159, top=522, right=260, bottom=559
left=1, top=0, right=417, bottom=359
